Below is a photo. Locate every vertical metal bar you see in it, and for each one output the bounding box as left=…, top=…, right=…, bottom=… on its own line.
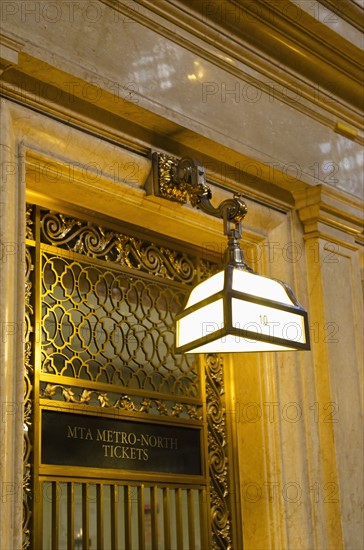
left=97, top=484, right=104, bottom=550
left=187, top=489, right=196, bottom=550
left=67, top=482, right=74, bottom=550
left=51, top=481, right=59, bottom=550
left=124, top=486, right=132, bottom=549
left=138, top=485, right=145, bottom=550
left=175, top=488, right=183, bottom=550
left=163, top=487, right=171, bottom=550
left=110, top=485, right=118, bottom=550
left=199, top=488, right=208, bottom=550
left=82, top=484, right=89, bottom=550
left=150, top=486, right=158, bottom=550
left=33, top=206, right=43, bottom=549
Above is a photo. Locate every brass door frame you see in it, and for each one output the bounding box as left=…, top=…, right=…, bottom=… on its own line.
left=24, top=195, right=242, bottom=549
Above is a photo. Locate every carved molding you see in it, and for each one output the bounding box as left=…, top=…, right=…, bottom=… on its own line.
left=0, top=32, right=23, bottom=73
left=41, top=382, right=202, bottom=421
left=293, top=184, right=364, bottom=241
left=23, top=247, right=34, bottom=549
left=205, top=353, right=232, bottom=549
left=25, top=204, right=34, bottom=240
left=153, top=152, right=188, bottom=204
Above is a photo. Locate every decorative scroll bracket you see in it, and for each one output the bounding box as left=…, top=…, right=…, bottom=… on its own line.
left=146, top=152, right=252, bottom=270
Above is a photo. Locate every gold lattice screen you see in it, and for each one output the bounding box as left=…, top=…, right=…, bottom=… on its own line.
left=24, top=202, right=235, bottom=550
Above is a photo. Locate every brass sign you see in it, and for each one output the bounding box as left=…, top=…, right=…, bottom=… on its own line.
left=41, top=410, right=202, bottom=475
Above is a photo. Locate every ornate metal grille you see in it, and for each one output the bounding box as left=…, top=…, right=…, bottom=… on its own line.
left=37, top=209, right=207, bottom=418
left=205, top=354, right=232, bottom=549
left=40, top=210, right=197, bottom=284
left=24, top=202, right=235, bottom=549
left=23, top=241, right=34, bottom=549
left=41, top=255, right=198, bottom=396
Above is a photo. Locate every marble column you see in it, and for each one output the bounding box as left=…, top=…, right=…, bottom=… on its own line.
left=0, top=98, right=25, bottom=549
left=295, top=184, right=363, bottom=550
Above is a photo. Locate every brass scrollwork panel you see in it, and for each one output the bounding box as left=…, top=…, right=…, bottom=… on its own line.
left=23, top=202, right=238, bottom=550
left=40, top=210, right=197, bottom=284
left=41, top=252, right=199, bottom=397
left=40, top=382, right=203, bottom=420
left=23, top=246, right=34, bottom=550
left=206, top=353, right=232, bottom=550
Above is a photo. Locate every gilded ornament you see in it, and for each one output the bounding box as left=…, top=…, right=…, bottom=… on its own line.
left=40, top=209, right=196, bottom=283
left=205, top=354, right=232, bottom=549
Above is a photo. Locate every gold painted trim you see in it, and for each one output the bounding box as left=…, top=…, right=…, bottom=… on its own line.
left=335, top=122, right=359, bottom=140
left=40, top=401, right=203, bottom=427
left=205, top=353, right=233, bottom=549
left=0, top=32, right=24, bottom=69
left=39, top=208, right=197, bottom=284
left=38, top=465, right=207, bottom=485
left=40, top=373, right=203, bottom=406
left=319, top=0, right=364, bottom=32
left=0, top=33, right=24, bottom=54
left=23, top=245, right=34, bottom=550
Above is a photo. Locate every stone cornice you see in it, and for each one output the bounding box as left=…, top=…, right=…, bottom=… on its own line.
left=164, top=0, right=362, bottom=108
left=319, top=0, right=364, bottom=32
left=1, top=60, right=362, bottom=212
left=0, top=58, right=303, bottom=203
left=101, top=0, right=363, bottom=132
left=294, top=184, right=364, bottom=240
left=0, top=33, right=23, bottom=73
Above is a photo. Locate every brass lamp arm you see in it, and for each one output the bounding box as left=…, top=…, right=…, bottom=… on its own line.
left=146, top=153, right=252, bottom=269
left=174, top=157, right=248, bottom=237
left=174, top=158, right=251, bottom=270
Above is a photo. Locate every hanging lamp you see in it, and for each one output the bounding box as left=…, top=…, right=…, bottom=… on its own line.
left=146, top=154, right=310, bottom=354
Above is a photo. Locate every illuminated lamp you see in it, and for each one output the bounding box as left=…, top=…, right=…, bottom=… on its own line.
left=146, top=154, right=310, bottom=354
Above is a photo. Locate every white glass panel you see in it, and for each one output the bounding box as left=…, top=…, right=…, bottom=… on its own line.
left=176, top=299, right=224, bottom=347
left=185, top=271, right=224, bottom=307
left=232, top=298, right=305, bottom=343
left=232, top=269, right=294, bottom=305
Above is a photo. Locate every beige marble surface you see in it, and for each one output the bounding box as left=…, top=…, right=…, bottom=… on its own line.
left=1, top=2, right=363, bottom=547
left=1, top=94, right=363, bottom=550
left=2, top=1, right=363, bottom=200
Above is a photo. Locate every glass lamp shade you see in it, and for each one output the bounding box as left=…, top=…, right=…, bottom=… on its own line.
left=175, top=266, right=311, bottom=353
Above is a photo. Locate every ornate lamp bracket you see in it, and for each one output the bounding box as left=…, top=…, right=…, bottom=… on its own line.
left=146, top=152, right=251, bottom=269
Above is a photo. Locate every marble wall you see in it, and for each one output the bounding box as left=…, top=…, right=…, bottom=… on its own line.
left=0, top=1, right=363, bottom=548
